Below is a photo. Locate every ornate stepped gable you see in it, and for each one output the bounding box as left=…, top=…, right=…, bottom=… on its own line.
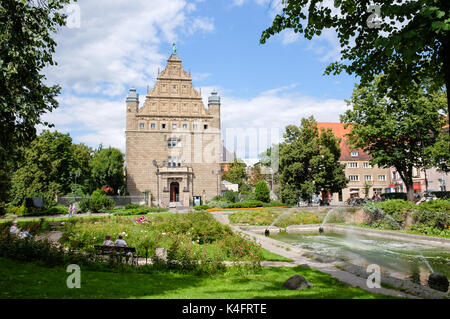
left=139, top=54, right=210, bottom=117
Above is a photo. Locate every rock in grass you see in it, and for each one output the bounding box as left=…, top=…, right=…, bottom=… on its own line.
left=283, top=274, right=313, bottom=290
left=428, top=273, right=449, bottom=292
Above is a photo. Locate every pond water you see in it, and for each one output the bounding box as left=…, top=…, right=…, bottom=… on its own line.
left=272, top=231, right=450, bottom=285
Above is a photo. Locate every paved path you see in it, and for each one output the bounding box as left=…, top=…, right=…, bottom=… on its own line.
left=210, top=211, right=421, bottom=299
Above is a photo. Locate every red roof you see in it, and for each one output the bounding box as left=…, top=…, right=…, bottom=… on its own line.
left=316, top=122, right=372, bottom=161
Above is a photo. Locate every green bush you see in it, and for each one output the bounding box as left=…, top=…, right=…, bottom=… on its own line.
left=416, top=199, right=450, bottom=213
left=24, top=205, right=68, bottom=216
left=263, top=200, right=284, bottom=207
left=431, top=191, right=450, bottom=199
left=228, top=200, right=265, bottom=208
left=381, top=192, right=407, bottom=200
left=412, top=210, right=450, bottom=230
left=223, top=190, right=239, bottom=203
left=255, top=181, right=270, bottom=203
left=78, top=189, right=115, bottom=213
left=205, top=200, right=230, bottom=208
left=194, top=205, right=210, bottom=211
left=125, top=204, right=141, bottom=209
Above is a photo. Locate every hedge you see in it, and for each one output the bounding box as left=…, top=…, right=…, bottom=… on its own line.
left=381, top=192, right=407, bottom=200
left=431, top=191, right=450, bottom=199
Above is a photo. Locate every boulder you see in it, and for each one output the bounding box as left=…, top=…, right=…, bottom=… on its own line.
left=283, top=274, right=313, bottom=290
left=428, top=273, right=449, bottom=292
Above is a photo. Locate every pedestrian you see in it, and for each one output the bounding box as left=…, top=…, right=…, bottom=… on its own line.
left=68, top=204, right=73, bottom=217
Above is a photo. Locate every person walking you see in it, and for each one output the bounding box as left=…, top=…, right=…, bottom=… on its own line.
left=68, top=204, right=73, bottom=217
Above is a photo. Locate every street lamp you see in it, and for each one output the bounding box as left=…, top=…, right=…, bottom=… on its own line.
left=70, top=171, right=81, bottom=195
left=153, top=160, right=166, bottom=211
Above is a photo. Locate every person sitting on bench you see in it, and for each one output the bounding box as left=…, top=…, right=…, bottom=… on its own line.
left=103, top=234, right=114, bottom=246
left=115, top=234, right=128, bottom=247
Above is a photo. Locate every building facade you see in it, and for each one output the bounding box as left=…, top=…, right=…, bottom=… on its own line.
left=316, top=123, right=392, bottom=204
left=125, top=53, right=222, bottom=207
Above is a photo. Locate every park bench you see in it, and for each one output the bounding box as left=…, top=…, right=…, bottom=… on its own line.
left=93, top=245, right=141, bottom=266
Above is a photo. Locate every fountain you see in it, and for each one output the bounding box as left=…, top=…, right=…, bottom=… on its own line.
left=318, top=208, right=343, bottom=233
left=265, top=208, right=298, bottom=236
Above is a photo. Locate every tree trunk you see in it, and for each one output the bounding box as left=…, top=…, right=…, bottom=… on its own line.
left=405, top=183, right=415, bottom=202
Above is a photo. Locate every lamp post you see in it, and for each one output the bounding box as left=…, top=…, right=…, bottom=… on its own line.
left=152, top=160, right=166, bottom=212
left=70, top=171, right=81, bottom=195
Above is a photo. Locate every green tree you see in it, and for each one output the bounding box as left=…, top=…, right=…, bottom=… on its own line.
left=70, top=143, right=94, bottom=195
left=90, top=147, right=125, bottom=194
left=255, top=180, right=270, bottom=203
left=279, top=116, right=347, bottom=205
left=260, top=0, right=450, bottom=125
left=248, top=163, right=264, bottom=186
left=10, top=130, right=75, bottom=205
left=0, top=0, right=74, bottom=203
left=222, top=158, right=248, bottom=190
left=340, top=77, right=447, bottom=201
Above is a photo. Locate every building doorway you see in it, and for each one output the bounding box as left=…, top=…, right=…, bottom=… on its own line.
left=170, top=182, right=179, bottom=202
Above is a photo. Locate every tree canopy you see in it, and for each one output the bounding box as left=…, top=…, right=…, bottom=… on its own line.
left=90, top=147, right=125, bottom=194
left=260, top=0, right=450, bottom=123
left=279, top=116, right=347, bottom=205
left=222, top=158, right=248, bottom=190
left=0, top=0, right=74, bottom=203
left=340, top=76, right=448, bottom=201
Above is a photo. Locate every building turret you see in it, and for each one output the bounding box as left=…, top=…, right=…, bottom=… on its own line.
left=208, top=90, right=221, bottom=130
left=126, top=87, right=139, bottom=130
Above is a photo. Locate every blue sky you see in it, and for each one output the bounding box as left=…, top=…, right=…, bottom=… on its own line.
left=42, top=0, right=358, bottom=162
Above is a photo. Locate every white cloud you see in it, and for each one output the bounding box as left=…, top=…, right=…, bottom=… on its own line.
left=232, top=0, right=245, bottom=7
left=45, top=0, right=214, bottom=96
left=281, top=30, right=300, bottom=45
left=40, top=94, right=125, bottom=151
left=186, top=17, right=215, bottom=35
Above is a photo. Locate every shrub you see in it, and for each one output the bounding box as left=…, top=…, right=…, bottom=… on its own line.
left=228, top=200, right=265, bottom=208
left=223, top=190, right=239, bottom=203
left=431, top=191, right=450, bottom=199
left=381, top=192, right=407, bottom=200
left=205, top=200, right=230, bottom=208
left=255, top=181, right=270, bottom=203
left=416, top=199, right=450, bottom=213
left=125, top=204, right=140, bottom=209
left=194, top=205, right=210, bottom=211
left=412, top=210, right=450, bottom=231
left=78, top=189, right=115, bottom=213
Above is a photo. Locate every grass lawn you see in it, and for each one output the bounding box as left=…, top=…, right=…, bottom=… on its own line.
left=0, top=257, right=393, bottom=299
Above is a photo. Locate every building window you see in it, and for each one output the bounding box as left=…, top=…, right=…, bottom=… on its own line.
left=373, top=188, right=382, bottom=195
left=168, top=138, right=181, bottom=148
left=177, top=156, right=181, bottom=167
left=162, top=123, right=166, bottom=129
left=193, top=124, right=198, bottom=130
left=349, top=175, right=359, bottom=181
left=172, top=124, right=177, bottom=129
left=168, top=156, right=172, bottom=167
left=364, top=175, right=372, bottom=182
left=349, top=188, right=360, bottom=197
left=363, top=162, right=371, bottom=168
left=378, top=175, right=386, bottom=181
left=204, top=124, right=208, bottom=130
left=351, top=150, right=359, bottom=157
left=151, top=123, right=155, bottom=129
left=348, top=162, right=358, bottom=168
left=183, top=123, right=187, bottom=129
left=139, top=123, right=145, bottom=129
